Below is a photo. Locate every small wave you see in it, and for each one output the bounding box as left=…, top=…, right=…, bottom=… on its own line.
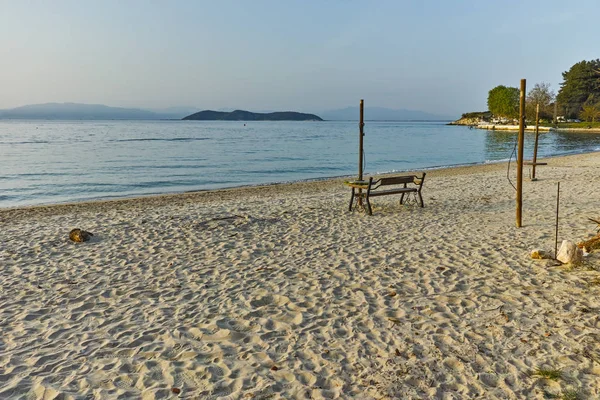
left=484, top=158, right=511, bottom=164
left=373, top=161, right=489, bottom=175
left=111, top=137, right=209, bottom=143
left=241, top=165, right=343, bottom=175
left=249, top=156, right=305, bottom=162
left=132, top=178, right=235, bottom=188
left=17, top=172, right=74, bottom=178
left=0, top=140, right=50, bottom=145
left=102, top=163, right=207, bottom=171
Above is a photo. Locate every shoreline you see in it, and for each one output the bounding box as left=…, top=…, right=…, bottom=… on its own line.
left=3, top=150, right=600, bottom=213
left=2, top=150, right=600, bottom=398
left=449, top=121, right=600, bottom=133
left=475, top=124, right=600, bottom=133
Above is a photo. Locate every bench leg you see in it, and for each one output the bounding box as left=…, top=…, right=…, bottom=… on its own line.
left=366, top=196, right=373, bottom=215
left=348, top=188, right=355, bottom=211
left=418, top=191, right=424, bottom=208
left=400, top=193, right=405, bottom=205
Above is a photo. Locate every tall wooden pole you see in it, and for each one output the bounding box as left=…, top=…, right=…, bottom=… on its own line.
left=516, top=79, right=526, bottom=228
left=359, top=99, right=364, bottom=180
left=358, top=100, right=365, bottom=206
left=532, top=103, right=540, bottom=180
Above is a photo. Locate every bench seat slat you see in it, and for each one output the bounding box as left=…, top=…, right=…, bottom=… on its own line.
left=362, top=188, right=417, bottom=197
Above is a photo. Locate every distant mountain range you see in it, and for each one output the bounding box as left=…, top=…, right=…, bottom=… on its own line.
left=183, top=110, right=323, bottom=121
left=0, top=103, right=453, bottom=121
left=0, top=103, right=190, bottom=120
left=320, top=107, right=454, bottom=121
left=146, top=106, right=201, bottom=117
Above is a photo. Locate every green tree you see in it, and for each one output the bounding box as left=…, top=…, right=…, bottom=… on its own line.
left=487, top=85, right=520, bottom=119
left=580, top=104, right=600, bottom=123
left=556, top=59, right=600, bottom=118
left=526, top=82, right=555, bottom=121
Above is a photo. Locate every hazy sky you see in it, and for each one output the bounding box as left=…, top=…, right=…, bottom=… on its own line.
left=1, top=1, right=598, bottom=116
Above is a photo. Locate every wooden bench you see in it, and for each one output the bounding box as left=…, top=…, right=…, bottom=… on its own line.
left=348, top=173, right=426, bottom=215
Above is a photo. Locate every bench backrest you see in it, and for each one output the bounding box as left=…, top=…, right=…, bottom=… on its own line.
left=378, top=176, right=415, bottom=186
left=370, top=173, right=425, bottom=190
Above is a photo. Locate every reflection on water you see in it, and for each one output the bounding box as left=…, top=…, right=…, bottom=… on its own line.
left=484, top=131, right=519, bottom=160
left=483, top=130, right=600, bottom=162
left=553, top=131, right=600, bottom=152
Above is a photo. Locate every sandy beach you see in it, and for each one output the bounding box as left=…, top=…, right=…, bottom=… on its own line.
left=2, top=152, right=600, bottom=399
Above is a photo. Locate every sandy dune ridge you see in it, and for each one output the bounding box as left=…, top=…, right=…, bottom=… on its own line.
left=1, top=152, right=600, bottom=399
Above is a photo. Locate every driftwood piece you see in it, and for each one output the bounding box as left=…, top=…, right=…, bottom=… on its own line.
left=576, top=217, right=600, bottom=252
left=578, top=235, right=600, bottom=253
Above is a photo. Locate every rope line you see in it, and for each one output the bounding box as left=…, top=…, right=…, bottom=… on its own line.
left=507, top=136, right=518, bottom=191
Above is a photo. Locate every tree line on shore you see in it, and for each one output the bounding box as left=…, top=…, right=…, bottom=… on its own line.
left=469, top=59, right=600, bottom=124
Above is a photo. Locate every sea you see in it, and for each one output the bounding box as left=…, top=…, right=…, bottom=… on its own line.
left=2, top=120, right=600, bottom=208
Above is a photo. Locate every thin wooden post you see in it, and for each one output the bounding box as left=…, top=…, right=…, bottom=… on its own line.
left=516, top=79, right=526, bottom=227
left=532, top=103, right=540, bottom=181
left=359, top=99, right=364, bottom=180
left=358, top=100, right=365, bottom=206
left=555, top=182, right=560, bottom=259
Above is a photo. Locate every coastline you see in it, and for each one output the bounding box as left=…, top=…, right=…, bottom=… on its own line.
left=0, top=157, right=555, bottom=215
left=2, top=146, right=600, bottom=212
left=475, top=125, right=600, bottom=133
left=449, top=121, right=600, bottom=134
left=2, top=151, right=600, bottom=398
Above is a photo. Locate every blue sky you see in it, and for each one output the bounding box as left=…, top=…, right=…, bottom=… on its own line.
left=1, top=0, right=598, bottom=116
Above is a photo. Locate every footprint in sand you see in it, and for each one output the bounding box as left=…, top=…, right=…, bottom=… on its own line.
left=297, top=371, right=317, bottom=386
left=250, top=387, right=276, bottom=400
left=207, top=364, right=228, bottom=381
left=250, top=294, right=289, bottom=308
left=113, top=375, right=134, bottom=389
left=443, top=358, right=465, bottom=372
left=217, top=317, right=258, bottom=333
left=208, top=383, right=233, bottom=399
left=189, top=326, right=231, bottom=342
left=479, top=372, right=499, bottom=387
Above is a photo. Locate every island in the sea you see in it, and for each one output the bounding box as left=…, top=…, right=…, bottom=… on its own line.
left=182, top=110, right=323, bottom=121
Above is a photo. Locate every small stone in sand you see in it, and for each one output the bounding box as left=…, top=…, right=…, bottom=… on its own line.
left=544, top=259, right=562, bottom=267
left=171, top=387, right=181, bottom=394
left=531, top=249, right=552, bottom=260
left=69, top=228, right=94, bottom=243
left=556, top=240, right=583, bottom=264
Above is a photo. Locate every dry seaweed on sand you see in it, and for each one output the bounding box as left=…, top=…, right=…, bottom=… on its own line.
left=531, top=367, right=563, bottom=381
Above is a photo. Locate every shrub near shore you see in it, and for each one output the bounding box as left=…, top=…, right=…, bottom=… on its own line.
left=540, top=121, right=600, bottom=129
left=447, top=111, right=491, bottom=126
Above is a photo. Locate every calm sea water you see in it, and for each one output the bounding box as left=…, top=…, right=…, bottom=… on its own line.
left=1, top=120, right=600, bottom=208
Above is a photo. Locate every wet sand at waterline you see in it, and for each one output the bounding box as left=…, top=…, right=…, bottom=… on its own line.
left=2, top=152, right=600, bottom=399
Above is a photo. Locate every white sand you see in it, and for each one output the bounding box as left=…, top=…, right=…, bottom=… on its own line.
left=2, top=152, right=600, bottom=399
